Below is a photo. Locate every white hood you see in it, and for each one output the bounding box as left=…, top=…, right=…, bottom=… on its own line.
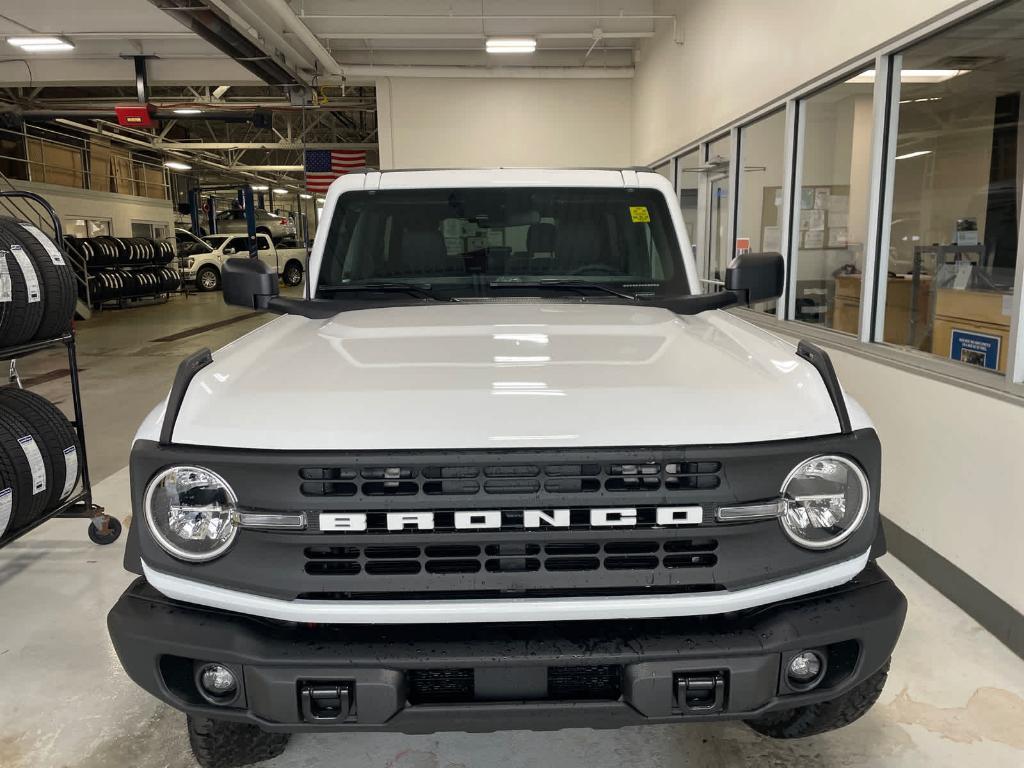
left=161, top=303, right=859, bottom=450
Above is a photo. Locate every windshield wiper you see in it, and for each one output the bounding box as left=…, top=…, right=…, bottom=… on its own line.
left=488, top=279, right=637, bottom=301
left=319, top=282, right=450, bottom=301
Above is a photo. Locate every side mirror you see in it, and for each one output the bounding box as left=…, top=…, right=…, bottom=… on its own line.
left=223, top=247, right=236, bottom=255
left=223, top=257, right=279, bottom=309
left=725, top=252, right=784, bottom=303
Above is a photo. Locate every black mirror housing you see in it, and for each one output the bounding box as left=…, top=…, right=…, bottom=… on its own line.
left=725, top=252, right=784, bottom=303
left=223, top=257, right=279, bottom=309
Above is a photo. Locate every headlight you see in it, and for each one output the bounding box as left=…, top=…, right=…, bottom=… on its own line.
left=144, top=466, right=238, bottom=561
left=779, top=455, right=869, bottom=549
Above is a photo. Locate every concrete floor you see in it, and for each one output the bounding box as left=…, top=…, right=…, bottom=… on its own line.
left=1, top=291, right=1023, bottom=767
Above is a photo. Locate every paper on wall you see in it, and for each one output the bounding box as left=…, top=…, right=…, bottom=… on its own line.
left=803, top=230, right=825, bottom=249
left=814, top=188, right=830, bottom=210
left=762, top=226, right=781, bottom=252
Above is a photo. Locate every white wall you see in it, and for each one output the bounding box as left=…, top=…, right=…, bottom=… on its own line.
left=377, top=77, right=633, bottom=169
left=7, top=180, right=175, bottom=240
left=632, top=0, right=970, bottom=164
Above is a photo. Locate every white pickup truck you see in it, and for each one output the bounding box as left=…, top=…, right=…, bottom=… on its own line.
left=182, top=232, right=307, bottom=291
left=109, top=168, right=906, bottom=768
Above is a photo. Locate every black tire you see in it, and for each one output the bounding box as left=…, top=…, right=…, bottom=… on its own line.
left=0, top=404, right=53, bottom=531
left=187, top=715, right=290, bottom=768
left=0, top=388, right=80, bottom=510
left=282, top=259, right=303, bottom=287
left=0, top=427, right=20, bottom=541
left=0, top=234, right=45, bottom=346
left=745, top=659, right=890, bottom=739
left=87, top=515, right=121, bottom=545
left=195, top=265, right=221, bottom=292
left=0, top=218, right=77, bottom=340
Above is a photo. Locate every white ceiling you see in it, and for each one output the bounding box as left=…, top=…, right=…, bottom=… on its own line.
left=0, top=0, right=668, bottom=86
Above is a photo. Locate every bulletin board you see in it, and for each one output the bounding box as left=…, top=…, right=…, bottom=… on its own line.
left=761, top=184, right=851, bottom=251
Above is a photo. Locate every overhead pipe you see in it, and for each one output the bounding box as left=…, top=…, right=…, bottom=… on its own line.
left=320, top=64, right=634, bottom=81
left=146, top=0, right=297, bottom=86
left=259, top=0, right=345, bottom=77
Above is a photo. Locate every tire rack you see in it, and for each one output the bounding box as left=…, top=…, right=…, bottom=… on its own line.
left=0, top=190, right=118, bottom=549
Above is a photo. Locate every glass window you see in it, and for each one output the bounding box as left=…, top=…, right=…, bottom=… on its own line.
left=796, top=78, right=875, bottom=332
left=318, top=187, right=688, bottom=298
left=882, top=2, right=1021, bottom=374
left=676, top=149, right=700, bottom=263
left=737, top=110, right=787, bottom=313
left=702, top=135, right=733, bottom=291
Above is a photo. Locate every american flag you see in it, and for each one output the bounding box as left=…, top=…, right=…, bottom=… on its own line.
left=304, top=149, right=366, bottom=193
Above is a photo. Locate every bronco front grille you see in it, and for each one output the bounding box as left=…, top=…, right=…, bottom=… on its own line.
left=304, top=538, right=718, bottom=577
left=298, top=459, right=721, bottom=499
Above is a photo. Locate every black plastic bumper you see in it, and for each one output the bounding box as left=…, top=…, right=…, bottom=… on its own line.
left=107, top=562, right=906, bottom=734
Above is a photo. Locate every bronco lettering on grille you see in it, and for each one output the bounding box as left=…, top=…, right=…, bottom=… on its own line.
left=319, top=506, right=702, bottom=532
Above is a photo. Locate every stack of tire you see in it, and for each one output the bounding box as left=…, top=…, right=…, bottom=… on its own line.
left=0, top=217, right=78, bottom=347
left=62, top=235, right=180, bottom=307
left=0, top=387, right=81, bottom=543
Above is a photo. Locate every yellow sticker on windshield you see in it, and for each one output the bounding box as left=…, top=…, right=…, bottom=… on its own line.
left=629, top=206, right=651, bottom=223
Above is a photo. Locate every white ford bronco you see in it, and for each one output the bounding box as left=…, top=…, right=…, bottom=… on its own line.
left=108, top=168, right=906, bottom=768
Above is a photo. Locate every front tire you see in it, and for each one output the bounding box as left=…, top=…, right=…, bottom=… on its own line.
left=187, top=715, right=290, bottom=768
left=282, top=260, right=303, bottom=287
left=195, top=265, right=221, bottom=292
left=745, top=659, right=890, bottom=739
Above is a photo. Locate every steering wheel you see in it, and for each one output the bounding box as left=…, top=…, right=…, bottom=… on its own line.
left=570, top=263, right=621, bottom=276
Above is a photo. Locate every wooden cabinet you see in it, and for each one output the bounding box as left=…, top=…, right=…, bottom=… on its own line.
left=931, top=289, right=1012, bottom=372
left=831, top=274, right=930, bottom=345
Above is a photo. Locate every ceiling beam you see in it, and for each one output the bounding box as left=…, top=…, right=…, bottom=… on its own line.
left=154, top=141, right=376, bottom=149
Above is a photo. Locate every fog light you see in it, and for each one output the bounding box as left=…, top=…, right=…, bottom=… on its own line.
left=787, top=651, right=823, bottom=684
left=199, top=664, right=237, bottom=697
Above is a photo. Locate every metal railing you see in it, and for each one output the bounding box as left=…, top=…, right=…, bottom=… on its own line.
left=0, top=169, right=91, bottom=306
left=0, top=124, right=171, bottom=200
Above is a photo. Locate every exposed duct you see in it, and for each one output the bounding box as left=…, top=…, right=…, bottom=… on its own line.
left=147, top=0, right=297, bottom=86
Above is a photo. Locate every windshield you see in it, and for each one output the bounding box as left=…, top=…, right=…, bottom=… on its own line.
left=203, top=235, right=231, bottom=248
left=317, top=187, right=688, bottom=299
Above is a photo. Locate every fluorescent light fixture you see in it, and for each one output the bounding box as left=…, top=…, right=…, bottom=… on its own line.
left=900, top=96, right=943, bottom=104
left=251, top=184, right=269, bottom=191
left=7, top=36, right=74, bottom=52
left=847, top=69, right=966, bottom=84
left=273, top=188, right=288, bottom=194
left=895, top=150, right=933, bottom=160
left=299, top=193, right=313, bottom=199
left=486, top=37, right=536, bottom=53
left=163, top=160, right=192, bottom=170
left=173, top=108, right=203, bottom=115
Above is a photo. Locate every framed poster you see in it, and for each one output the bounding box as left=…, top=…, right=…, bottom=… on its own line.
left=950, top=329, right=1000, bottom=370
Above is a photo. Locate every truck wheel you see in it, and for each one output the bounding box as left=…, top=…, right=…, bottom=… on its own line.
left=282, top=260, right=303, bottom=286
left=196, top=266, right=220, bottom=292
left=745, top=659, right=890, bottom=739
left=187, top=715, right=290, bottom=768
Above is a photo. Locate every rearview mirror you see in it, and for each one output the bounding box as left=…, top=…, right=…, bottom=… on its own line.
left=725, top=252, right=784, bottom=303
left=223, top=257, right=279, bottom=309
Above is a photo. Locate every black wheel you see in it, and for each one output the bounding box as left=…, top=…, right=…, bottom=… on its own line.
left=196, top=265, right=221, bottom=292
left=282, top=260, right=303, bottom=287
left=87, top=515, right=121, bottom=545
left=746, top=659, right=890, bottom=739
left=187, top=715, right=290, bottom=768
left=0, top=388, right=80, bottom=510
